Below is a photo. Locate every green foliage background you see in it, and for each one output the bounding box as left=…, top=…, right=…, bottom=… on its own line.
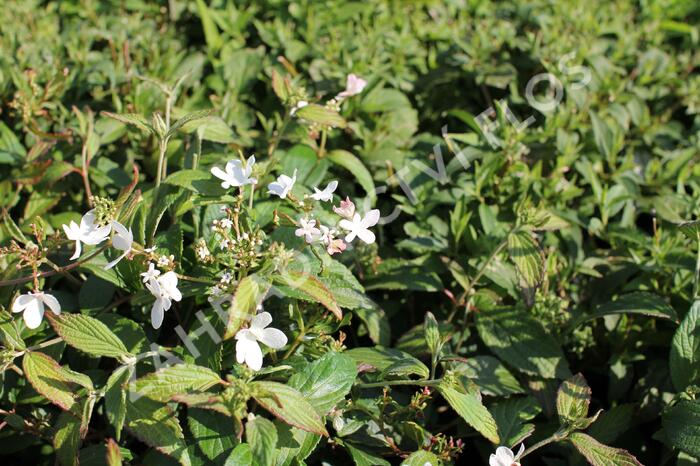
left=1, top=0, right=700, bottom=465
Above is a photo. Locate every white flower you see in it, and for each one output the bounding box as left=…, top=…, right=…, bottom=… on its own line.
left=235, top=312, right=287, bottom=371
left=338, top=209, right=380, bottom=244
left=267, top=169, right=297, bottom=199
left=219, top=218, right=233, bottom=229
left=311, top=180, right=338, bottom=202
left=12, top=291, right=61, bottom=329
left=338, top=74, right=367, bottom=98
left=290, top=100, right=308, bottom=116
left=210, top=155, right=257, bottom=189
left=141, top=263, right=161, bottom=283
left=145, top=271, right=182, bottom=329
left=295, top=218, right=321, bottom=243
left=104, top=221, right=133, bottom=270
left=489, top=444, right=525, bottom=466
left=62, top=209, right=111, bottom=260
left=333, top=197, right=356, bottom=219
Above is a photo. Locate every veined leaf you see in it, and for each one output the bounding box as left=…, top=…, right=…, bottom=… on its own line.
left=188, top=409, right=237, bottom=461
left=345, top=347, right=429, bottom=379
left=125, top=396, right=190, bottom=466
left=670, top=301, right=700, bottom=391
left=251, top=381, right=329, bottom=436
left=168, top=109, right=212, bottom=137
left=288, top=351, right=357, bottom=415
left=401, top=450, right=442, bottom=466
left=246, top=416, right=278, bottom=466
left=438, top=382, right=500, bottom=444
left=507, top=229, right=544, bottom=290
left=295, top=104, right=347, bottom=128
left=101, top=112, right=154, bottom=134
left=22, top=352, right=89, bottom=413
left=274, top=271, right=342, bottom=320
left=662, top=400, right=700, bottom=458
left=556, top=374, right=591, bottom=424
left=132, top=364, right=223, bottom=402
left=569, top=432, right=642, bottom=466
left=105, top=365, right=134, bottom=441
left=223, top=274, right=270, bottom=339
left=47, top=313, right=131, bottom=359
left=570, top=292, right=679, bottom=328
left=54, top=411, right=82, bottom=466
left=327, top=150, right=376, bottom=201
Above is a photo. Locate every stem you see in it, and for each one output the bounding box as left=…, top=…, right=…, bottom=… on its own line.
left=27, top=337, right=63, bottom=351
left=154, top=138, right=168, bottom=189
left=176, top=273, right=217, bottom=285
left=693, top=231, right=700, bottom=299
left=520, top=428, right=568, bottom=459
left=0, top=245, right=108, bottom=287
left=358, top=379, right=442, bottom=389
left=318, top=128, right=327, bottom=158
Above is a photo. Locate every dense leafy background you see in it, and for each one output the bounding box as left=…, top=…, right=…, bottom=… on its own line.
left=1, top=0, right=700, bottom=465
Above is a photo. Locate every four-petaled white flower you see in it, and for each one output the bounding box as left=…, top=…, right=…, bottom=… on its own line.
left=295, top=218, right=321, bottom=243
left=235, top=312, right=288, bottom=371
left=338, top=209, right=380, bottom=244
left=105, top=221, right=133, bottom=270
left=145, top=271, right=182, bottom=329
left=489, top=444, right=525, bottom=466
left=12, top=291, right=61, bottom=329
left=62, top=209, right=112, bottom=260
left=141, top=263, right=161, bottom=283
left=311, top=180, right=338, bottom=202
left=210, top=155, right=257, bottom=189
left=338, top=74, right=367, bottom=98
left=267, top=169, right=297, bottom=199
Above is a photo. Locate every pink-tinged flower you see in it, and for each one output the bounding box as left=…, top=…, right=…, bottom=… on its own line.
left=338, top=74, right=367, bottom=98
left=295, top=218, right=321, bottom=243
left=489, top=444, right=525, bottom=466
left=333, top=197, right=356, bottom=219
left=235, top=312, right=288, bottom=371
left=338, top=209, right=380, bottom=244
left=12, top=291, right=61, bottom=329
left=327, top=238, right=347, bottom=255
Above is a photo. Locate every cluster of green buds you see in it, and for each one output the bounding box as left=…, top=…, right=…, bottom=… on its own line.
left=90, top=195, right=116, bottom=227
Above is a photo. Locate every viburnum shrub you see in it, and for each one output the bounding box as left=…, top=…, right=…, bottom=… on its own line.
left=2, top=1, right=700, bottom=465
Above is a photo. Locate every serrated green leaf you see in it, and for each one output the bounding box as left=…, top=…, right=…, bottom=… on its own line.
left=492, top=396, right=541, bottom=447
left=168, top=109, right=212, bottom=137
left=246, top=416, right=278, bottom=466
left=663, top=400, right=700, bottom=458
left=557, top=373, right=591, bottom=425
left=273, top=421, right=321, bottom=466
left=125, top=396, right=190, bottom=466
left=22, top=352, right=88, bottom=413
left=132, top=364, right=223, bottom=402
left=187, top=409, right=237, bottom=461
left=570, top=292, right=679, bottom=328
left=327, top=150, right=376, bottom=201
left=101, top=112, right=154, bottom=135
left=251, top=381, right=329, bottom=436
left=54, top=411, right=82, bottom=466
left=274, top=270, right=342, bottom=320
left=105, top=365, right=134, bottom=441
left=401, top=450, right=441, bottom=466
left=47, top=313, right=131, bottom=359
left=438, top=382, right=500, bottom=444
left=345, top=347, right=429, bottom=379
left=345, top=443, right=391, bottom=466
left=452, top=355, right=524, bottom=396
left=670, top=301, right=700, bottom=391
left=288, top=352, right=357, bottom=415
left=569, top=432, right=642, bottom=466
left=225, top=443, right=253, bottom=466
left=507, top=229, right=544, bottom=290
left=223, top=274, right=270, bottom=339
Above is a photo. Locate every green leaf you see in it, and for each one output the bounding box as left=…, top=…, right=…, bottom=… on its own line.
left=569, top=432, right=642, bottom=466
left=451, top=355, right=524, bottom=396
left=345, top=347, right=429, bottom=379
left=224, top=444, right=253, bottom=466
left=438, top=382, right=500, bottom=444
left=556, top=373, right=591, bottom=425
left=288, top=352, right=357, bottom=415
left=223, top=274, right=270, bottom=339
left=188, top=409, right=237, bottom=461
left=165, top=169, right=225, bottom=197
left=295, top=104, right=347, bottom=128
left=246, top=416, right=278, bottom=466
left=663, top=400, right=700, bottom=458
left=22, top=352, right=88, bottom=413
left=251, top=381, right=329, bottom=436
left=476, top=308, right=571, bottom=379
left=105, top=365, right=133, bottom=441
left=0, top=121, right=26, bottom=165
left=0, top=309, right=25, bottom=350
left=571, top=292, right=679, bottom=328
left=106, top=438, right=123, bottom=466
left=273, top=422, right=321, bottom=466
left=274, top=271, right=342, bottom=320
left=327, top=150, right=376, bottom=201
left=507, top=229, right=544, bottom=291
left=670, top=301, right=700, bottom=391
left=195, top=0, right=222, bottom=52
left=54, top=411, right=82, bottom=466
left=345, top=443, right=391, bottom=466
left=132, top=364, right=223, bottom=402
left=401, top=450, right=441, bottom=466
left=590, top=112, right=614, bottom=159
left=492, top=396, right=541, bottom=447
left=47, top=313, right=131, bottom=359
left=168, top=109, right=212, bottom=137
left=125, top=396, right=191, bottom=466
left=101, top=112, right=154, bottom=135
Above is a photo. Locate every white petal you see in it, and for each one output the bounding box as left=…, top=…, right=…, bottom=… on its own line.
left=515, top=443, right=525, bottom=459
left=356, top=229, right=376, bottom=244
left=69, top=240, right=82, bottom=260
left=344, top=231, right=358, bottom=243
left=151, top=301, right=164, bottom=329
left=338, top=218, right=355, bottom=231
left=361, top=209, right=380, bottom=228
left=259, top=328, right=287, bottom=349
left=245, top=340, right=263, bottom=371
left=12, top=294, right=34, bottom=313
left=496, top=446, right=515, bottom=460
left=82, top=223, right=111, bottom=245
left=326, top=180, right=338, bottom=192
left=235, top=338, right=250, bottom=364
left=40, top=293, right=61, bottom=315
left=104, top=252, right=128, bottom=270
left=251, top=312, right=272, bottom=330
left=23, top=300, right=44, bottom=329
